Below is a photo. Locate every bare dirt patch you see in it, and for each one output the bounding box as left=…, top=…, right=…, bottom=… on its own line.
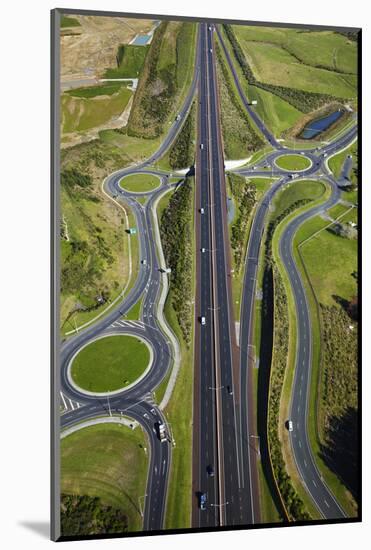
left=61, top=15, right=154, bottom=80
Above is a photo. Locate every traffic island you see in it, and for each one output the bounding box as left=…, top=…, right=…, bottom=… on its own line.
left=119, top=173, right=161, bottom=193
left=68, top=334, right=153, bottom=396
left=274, top=154, right=312, bottom=172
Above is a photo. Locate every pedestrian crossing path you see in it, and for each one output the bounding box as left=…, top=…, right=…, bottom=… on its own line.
left=110, top=319, right=145, bottom=330
left=60, top=392, right=83, bottom=414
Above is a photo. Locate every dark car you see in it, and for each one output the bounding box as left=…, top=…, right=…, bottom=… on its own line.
left=200, top=492, right=207, bottom=510
left=207, top=464, right=215, bottom=477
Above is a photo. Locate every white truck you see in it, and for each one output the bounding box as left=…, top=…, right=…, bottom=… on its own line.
left=156, top=422, right=167, bottom=443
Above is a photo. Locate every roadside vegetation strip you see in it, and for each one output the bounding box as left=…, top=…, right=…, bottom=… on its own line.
left=274, top=154, right=312, bottom=172
left=60, top=166, right=134, bottom=336
left=215, top=41, right=264, bottom=159
left=168, top=102, right=196, bottom=170
left=327, top=139, right=358, bottom=181
left=160, top=178, right=194, bottom=345
left=119, top=173, right=161, bottom=193
left=71, top=335, right=151, bottom=393
left=127, top=21, right=197, bottom=139
left=152, top=178, right=195, bottom=529
left=61, top=423, right=149, bottom=534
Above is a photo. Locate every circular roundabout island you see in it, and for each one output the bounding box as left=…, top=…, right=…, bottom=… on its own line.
left=70, top=334, right=152, bottom=395
left=274, top=154, right=312, bottom=172
left=119, top=173, right=161, bottom=193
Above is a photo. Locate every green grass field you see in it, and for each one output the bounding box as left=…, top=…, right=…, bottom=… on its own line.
left=299, top=221, right=357, bottom=307
left=275, top=154, right=311, bottom=171
left=119, top=173, right=161, bottom=193
left=61, top=15, right=81, bottom=28
left=62, top=86, right=132, bottom=133
left=61, top=423, right=148, bottom=532
left=233, top=25, right=357, bottom=98
left=60, top=162, right=137, bottom=335
left=71, top=335, right=150, bottom=392
left=248, top=85, right=303, bottom=136
left=105, top=45, right=149, bottom=79
left=66, top=83, right=125, bottom=99
left=328, top=140, right=358, bottom=181
left=61, top=85, right=132, bottom=134
left=272, top=180, right=325, bottom=220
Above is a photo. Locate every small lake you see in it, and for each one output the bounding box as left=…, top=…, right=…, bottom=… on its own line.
left=300, top=110, right=343, bottom=139
left=132, top=34, right=152, bottom=46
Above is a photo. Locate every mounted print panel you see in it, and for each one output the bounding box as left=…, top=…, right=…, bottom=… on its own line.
left=51, top=8, right=361, bottom=542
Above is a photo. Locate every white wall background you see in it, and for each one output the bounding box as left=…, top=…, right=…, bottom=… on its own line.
left=0, top=0, right=368, bottom=548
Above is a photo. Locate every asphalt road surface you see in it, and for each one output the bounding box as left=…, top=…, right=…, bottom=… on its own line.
left=58, top=19, right=358, bottom=531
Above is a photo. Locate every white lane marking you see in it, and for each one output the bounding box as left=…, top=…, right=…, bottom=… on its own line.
left=298, top=440, right=302, bottom=448
left=324, top=499, right=330, bottom=508
left=304, top=459, right=308, bottom=468
left=312, top=479, right=317, bottom=487
left=60, top=392, right=67, bottom=409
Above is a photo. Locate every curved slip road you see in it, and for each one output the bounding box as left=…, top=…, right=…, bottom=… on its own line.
left=279, top=176, right=346, bottom=519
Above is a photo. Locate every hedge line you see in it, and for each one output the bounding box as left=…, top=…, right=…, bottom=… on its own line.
left=168, top=103, right=195, bottom=169
left=223, top=24, right=341, bottom=113
left=160, top=179, right=193, bottom=344
left=228, top=173, right=256, bottom=271
left=61, top=494, right=128, bottom=536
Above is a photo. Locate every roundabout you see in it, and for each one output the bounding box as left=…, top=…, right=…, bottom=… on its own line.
left=119, top=173, right=161, bottom=193
left=274, top=153, right=312, bottom=172
left=68, top=333, right=153, bottom=396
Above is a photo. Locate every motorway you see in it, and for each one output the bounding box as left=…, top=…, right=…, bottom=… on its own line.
left=193, top=22, right=242, bottom=529
left=58, top=20, right=357, bottom=533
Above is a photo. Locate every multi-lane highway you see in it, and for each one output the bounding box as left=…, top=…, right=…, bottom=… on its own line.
left=59, top=19, right=357, bottom=533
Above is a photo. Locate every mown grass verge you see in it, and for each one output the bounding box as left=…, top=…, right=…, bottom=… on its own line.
left=215, top=42, right=264, bottom=159
left=61, top=423, right=148, bottom=534
left=156, top=178, right=195, bottom=529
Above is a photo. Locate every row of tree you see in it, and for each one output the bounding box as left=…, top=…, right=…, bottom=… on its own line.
left=160, top=179, right=193, bottom=344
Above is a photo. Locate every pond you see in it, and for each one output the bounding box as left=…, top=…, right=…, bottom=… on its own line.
left=132, top=34, right=152, bottom=46
left=300, top=110, right=343, bottom=139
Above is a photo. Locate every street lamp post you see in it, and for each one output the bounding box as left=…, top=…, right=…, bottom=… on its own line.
left=139, top=494, right=147, bottom=518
